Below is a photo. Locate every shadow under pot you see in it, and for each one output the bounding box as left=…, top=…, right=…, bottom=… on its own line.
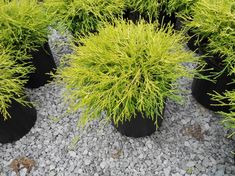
left=192, top=57, right=235, bottom=112
left=24, top=42, right=56, bottom=88
left=112, top=110, right=164, bottom=138
left=0, top=98, right=37, bottom=144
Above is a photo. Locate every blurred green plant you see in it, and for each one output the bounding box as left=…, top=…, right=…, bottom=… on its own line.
left=0, top=0, right=54, bottom=56
left=44, top=0, right=125, bottom=36
left=125, top=0, right=160, bottom=20
left=183, top=0, right=235, bottom=74
left=162, top=0, right=197, bottom=16
left=57, top=20, right=198, bottom=127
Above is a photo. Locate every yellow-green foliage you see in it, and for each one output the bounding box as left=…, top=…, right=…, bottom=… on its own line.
left=162, top=0, right=196, bottom=15
left=44, top=0, right=125, bottom=36
left=125, top=0, right=160, bottom=19
left=183, top=0, right=235, bottom=73
left=212, top=91, right=235, bottom=137
left=0, top=0, right=53, bottom=55
left=0, top=46, right=33, bottom=120
left=57, top=20, right=197, bottom=127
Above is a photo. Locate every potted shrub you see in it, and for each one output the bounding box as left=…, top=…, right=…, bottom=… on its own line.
left=124, top=0, right=160, bottom=23
left=182, top=0, right=235, bottom=112
left=56, top=20, right=198, bottom=138
left=44, top=0, right=125, bottom=36
left=0, top=46, right=37, bottom=144
left=0, top=0, right=56, bottom=88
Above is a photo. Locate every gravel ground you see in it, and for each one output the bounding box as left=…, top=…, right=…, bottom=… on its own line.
left=0, top=31, right=235, bottom=176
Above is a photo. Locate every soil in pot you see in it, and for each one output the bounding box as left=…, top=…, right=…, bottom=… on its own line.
left=24, top=42, right=56, bottom=88
left=113, top=111, right=164, bottom=138
left=0, top=99, right=37, bottom=144
left=192, top=57, right=235, bottom=112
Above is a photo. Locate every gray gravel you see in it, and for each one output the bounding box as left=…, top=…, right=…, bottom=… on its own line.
left=0, top=31, right=235, bottom=176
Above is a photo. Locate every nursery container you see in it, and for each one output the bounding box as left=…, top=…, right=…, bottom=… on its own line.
left=0, top=99, right=37, bottom=144
left=25, top=42, right=56, bottom=88
left=192, top=57, right=235, bottom=112
left=113, top=111, right=164, bottom=138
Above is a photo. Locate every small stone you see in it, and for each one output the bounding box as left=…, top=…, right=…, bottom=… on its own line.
left=19, top=168, right=27, bottom=176
left=203, top=123, right=210, bottom=130
left=68, top=151, right=77, bottom=158
left=83, top=150, right=88, bottom=155
left=84, top=159, right=91, bottom=166
left=143, top=147, right=148, bottom=151
left=187, top=161, right=196, bottom=167
left=100, top=161, right=106, bottom=169
left=210, top=157, right=217, bottom=165
left=182, top=119, right=189, bottom=125
left=164, top=167, right=171, bottom=176
left=48, top=171, right=56, bottom=176
left=215, top=170, right=224, bottom=176
left=50, top=165, right=56, bottom=170
left=77, top=169, right=83, bottom=174
left=145, top=160, right=151, bottom=166
left=172, top=173, right=181, bottom=176
left=139, top=154, right=144, bottom=159
left=184, top=141, right=190, bottom=147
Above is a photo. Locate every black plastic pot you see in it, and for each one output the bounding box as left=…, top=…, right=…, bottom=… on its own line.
left=113, top=111, right=164, bottom=138
left=25, top=42, right=56, bottom=88
left=192, top=57, right=235, bottom=112
left=0, top=99, right=37, bottom=144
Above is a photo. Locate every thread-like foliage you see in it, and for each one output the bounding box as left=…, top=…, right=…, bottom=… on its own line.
left=212, top=91, right=235, bottom=137
left=0, top=46, right=33, bottom=120
left=183, top=0, right=235, bottom=73
left=44, top=0, right=125, bottom=36
left=125, top=0, right=160, bottom=20
left=163, top=0, right=196, bottom=16
left=57, top=20, right=197, bottom=127
left=0, top=0, right=53, bottom=55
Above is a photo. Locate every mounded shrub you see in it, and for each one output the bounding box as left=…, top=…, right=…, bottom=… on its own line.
left=57, top=20, right=198, bottom=127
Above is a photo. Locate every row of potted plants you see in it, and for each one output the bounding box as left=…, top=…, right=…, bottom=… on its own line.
left=0, top=0, right=234, bottom=144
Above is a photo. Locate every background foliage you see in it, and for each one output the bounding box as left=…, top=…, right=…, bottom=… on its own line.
left=0, top=0, right=53, bottom=56
left=125, top=0, right=160, bottom=20
left=57, top=20, right=197, bottom=127
left=163, top=0, right=196, bottom=16
left=183, top=0, right=235, bottom=74
left=44, top=0, right=125, bottom=36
